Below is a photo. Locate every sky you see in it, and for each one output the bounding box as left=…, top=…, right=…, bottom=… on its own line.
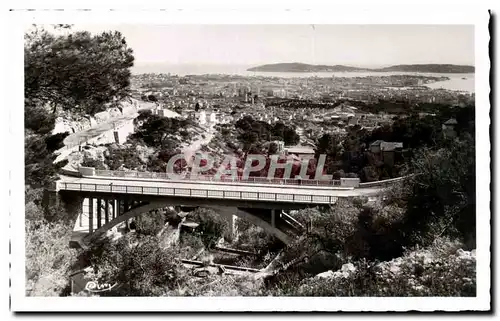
left=71, top=24, right=474, bottom=67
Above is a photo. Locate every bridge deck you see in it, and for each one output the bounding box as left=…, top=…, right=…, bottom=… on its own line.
left=57, top=175, right=385, bottom=205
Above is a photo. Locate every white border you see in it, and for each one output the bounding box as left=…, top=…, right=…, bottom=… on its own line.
left=4, top=4, right=491, bottom=312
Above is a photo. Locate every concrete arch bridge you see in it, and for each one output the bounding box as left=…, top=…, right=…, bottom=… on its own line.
left=50, top=167, right=404, bottom=247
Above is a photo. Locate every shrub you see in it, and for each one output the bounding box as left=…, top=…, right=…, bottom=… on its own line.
left=403, top=134, right=475, bottom=249
left=134, top=211, right=166, bottom=236
left=290, top=241, right=476, bottom=297
left=25, top=219, right=77, bottom=296
left=87, top=234, right=188, bottom=296
left=234, top=222, right=281, bottom=254
left=81, top=156, right=106, bottom=170
left=189, top=208, right=228, bottom=248
left=179, top=233, right=205, bottom=258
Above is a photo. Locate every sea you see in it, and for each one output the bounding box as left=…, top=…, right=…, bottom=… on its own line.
left=132, top=64, right=475, bottom=93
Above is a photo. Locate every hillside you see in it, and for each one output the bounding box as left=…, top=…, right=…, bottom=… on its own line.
left=247, top=63, right=369, bottom=73
left=376, top=64, right=475, bottom=73
left=248, top=63, right=474, bottom=73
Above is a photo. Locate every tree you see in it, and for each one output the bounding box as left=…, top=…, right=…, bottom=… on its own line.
left=25, top=26, right=135, bottom=116
left=135, top=211, right=167, bottom=236
left=87, top=234, right=188, bottom=296
left=189, top=208, right=229, bottom=248
left=403, top=133, right=476, bottom=248
left=131, top=113, right=193, bottom=149
left=25, top=133, right=68, bottom=188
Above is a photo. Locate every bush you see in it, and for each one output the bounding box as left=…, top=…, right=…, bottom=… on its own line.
left=25, top=219, right=77, bottom=296
left=403, top=134, right=476, bottom=248
left=131, top=113, right=194, bottom=149
left=289, top=241, right=476, bottom=297
left=25, top=134, right=68, bottom=188
left=179, top=233, right=205, bottom=258
left=87, top=234, right=188, bottom=296
left=234, top=221, right=281, bottom=254
left=81, top=156, right=106, bottom=170
left=104, top=145, right=144, bottom=170
left=188, top=208, right=229, bottom=248
left=134, top=211, right=166, bottom=236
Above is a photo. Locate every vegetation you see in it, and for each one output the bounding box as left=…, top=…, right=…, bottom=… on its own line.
left=25, top=190, right=77, bottom=296
left=131, top=110, right=194, bottom=149
left=189, top=208, right=229, bottom=248
left=274, top=241, right=476, bottom=297
left=316, top=104, right=474, bottom=181
left=24, top=24, right=135, bottom=296
left=87, top=234, right=188, bottom=296
left=235, top=115, right=300, bottom=151
left=134, top=211, right=168, bottom=236
left=25, top=132, right=69, bottom=188
left=25, top=25, right=134, bottom=116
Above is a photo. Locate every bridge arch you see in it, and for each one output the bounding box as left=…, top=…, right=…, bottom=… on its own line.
left=81, top=201, right=299, bottom=246
left=208, top=206, right=294, bottom=244
left=83, top=200, right=170, bottom=245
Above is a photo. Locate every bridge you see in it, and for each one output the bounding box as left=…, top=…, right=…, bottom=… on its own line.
left=51, top=167, right=404, bottom=246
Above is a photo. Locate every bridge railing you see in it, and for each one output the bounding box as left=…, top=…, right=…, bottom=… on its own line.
left=93, top=169, right=342, bottom=187
left=358, top=176, right=409, bottom=188
left=59, top=181, right=339, bottom=205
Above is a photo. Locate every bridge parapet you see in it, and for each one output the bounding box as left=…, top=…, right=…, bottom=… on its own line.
left=79, top=167, right=96, bottom=176
left=65, top=167, right=406, bottom=191
left=358, top=176, right=407, bottom=188
left=340, top=178, right=360, bottom=187
left=90, top=168, right=343, bottom=187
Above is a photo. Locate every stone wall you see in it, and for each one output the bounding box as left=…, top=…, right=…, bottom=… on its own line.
left=52, top=99, right=140, bottom=136
left=340, top=178, right=360, bottom=187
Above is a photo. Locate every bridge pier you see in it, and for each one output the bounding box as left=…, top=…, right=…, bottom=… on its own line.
left=221, top=211, right=238, bottom=242
left=88, top=198, right=93, bottom=234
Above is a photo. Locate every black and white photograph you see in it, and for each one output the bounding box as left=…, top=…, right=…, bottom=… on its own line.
left=6, top=4, right=491, bottom=313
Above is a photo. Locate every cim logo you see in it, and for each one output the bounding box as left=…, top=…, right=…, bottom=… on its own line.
left=84, top=280, right=117, bottom=293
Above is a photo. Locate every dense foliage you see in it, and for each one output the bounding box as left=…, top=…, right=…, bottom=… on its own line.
left=131, top=110, right=194, bottom=148
left=87, top=234, right=188, bottom=296
left=316, top=104, right=474, bottom=181
left=235, top=116, right=300, bottom=151
left=25, top=25, right=134, bottom=116
left=24, top=25, right=135, bottom=296
left=189, top=208, right=229, bottom=248
left=25, top=132, right=69, bottom=188
left=25, top=190, right=77, bottom=296
left=275, top=242, right=476, bottom=297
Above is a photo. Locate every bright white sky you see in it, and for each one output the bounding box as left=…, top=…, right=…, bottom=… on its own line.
left=71, top=24, right=474, bottom=67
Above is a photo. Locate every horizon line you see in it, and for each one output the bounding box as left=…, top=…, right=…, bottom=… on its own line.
left=132, top=61, right=475, bottom=67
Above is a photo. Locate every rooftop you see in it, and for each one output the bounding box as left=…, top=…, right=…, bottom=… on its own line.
left=285, top=145, right=316, bottom=155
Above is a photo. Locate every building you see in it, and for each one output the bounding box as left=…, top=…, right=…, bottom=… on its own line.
left=284, top=145, right=315, bottom=158
left=369, top=140, right=403, bottom=167
left=442, top=118, right=458, bottom=138
left=198, top=111, right=207, bottom=125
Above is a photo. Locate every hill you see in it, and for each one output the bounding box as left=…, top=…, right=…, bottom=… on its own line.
left=374, top=64, right=475, bottom=73
left=247, top=63, right=474, bottom=74
left=247, top=63, right=369, bottom=73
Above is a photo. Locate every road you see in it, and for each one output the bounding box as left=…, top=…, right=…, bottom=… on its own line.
left=63, top=113, right=138, bottom=146
left=62, top=101, right=161, bottom=147
left=58, top=174, right=386, bottom=199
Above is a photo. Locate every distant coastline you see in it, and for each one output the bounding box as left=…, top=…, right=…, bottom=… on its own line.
left=247, top=63, right=475, bottom=74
